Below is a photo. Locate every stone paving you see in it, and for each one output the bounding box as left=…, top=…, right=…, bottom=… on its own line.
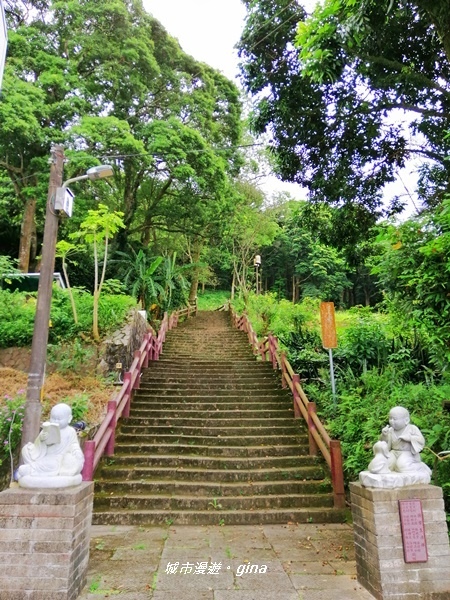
left=78, top=523, right=375, bottom=600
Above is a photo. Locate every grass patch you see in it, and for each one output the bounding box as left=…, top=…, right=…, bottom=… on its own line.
left=196, top=290, right=230, bottom=311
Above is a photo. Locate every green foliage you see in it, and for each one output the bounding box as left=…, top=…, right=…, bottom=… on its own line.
left=0, top=256, right=22, bottom=284
left=0, top=290, right=36, bottom=347
left=371, top=207, right=450, bottom=371
left=316, top=368, right=450, bottom=488
left=113, top=248, right=164, bottom=311
left=47, top=340, right=95, bottom=375
left=238, top=0, right=450, bottom=211
left=197, top=290, right=230, bottom=311
left=64, top=393, right=90, bottom=422
left=0, top=390, right=26, bottom=468
left=335, top=307, right=390, bottom=374
left=0, top=288, right=136, bottom=348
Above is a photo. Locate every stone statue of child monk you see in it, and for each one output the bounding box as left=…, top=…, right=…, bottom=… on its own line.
left=360, top=406, right=431, bottom=488
left=17, top=403, right=84, bottom=488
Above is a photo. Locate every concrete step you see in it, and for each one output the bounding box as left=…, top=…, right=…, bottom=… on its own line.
left=114, top=433, right=307, bottom=446
left=113, top=443, right=309, bottom=457
left=98, top=453, right=317, bottom=470
left=93, top=310, right=340, bottom=527
left=94, top=492, right=334, bottom=511
left=130, top=399, right=293, bottom=410
left=96, top=464, right=326, bottom=482
left=119, top=424, right=303, bottom=436
left=128, top=408, right=295, bottom=419
left=92, top=506, right=345, bottom=526
left=94, top=478, right=332, bottom=497
left=123, top=417, right=298, bottom=428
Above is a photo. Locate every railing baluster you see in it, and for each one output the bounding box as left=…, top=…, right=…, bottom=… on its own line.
left=82, top=304, right=196, bottom=481
left=230, top=306, right=346, bottom=510
left=292, top=374, right=301, bottom=418
left=105, top=400, right=118, bottom=456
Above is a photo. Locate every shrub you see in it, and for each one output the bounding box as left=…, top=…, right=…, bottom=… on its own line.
left=0, top=391, right=26, bottom=468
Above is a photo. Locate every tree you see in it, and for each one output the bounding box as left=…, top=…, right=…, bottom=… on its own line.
left=70, top=205, right=125, bottom=341
left=370, top=201, right=450, bottom=370
left=55, top=240, right=80, bottom=323
left=238, top=0, right=450, bottom=213
left=1, top=0, right=243, bottom=272
left=113, top=248, right=163, bottom=312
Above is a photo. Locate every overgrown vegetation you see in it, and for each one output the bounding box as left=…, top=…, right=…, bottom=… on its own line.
left=235, top=293, right=450, bottom=520
left=0, top=287, right=137, bottom=348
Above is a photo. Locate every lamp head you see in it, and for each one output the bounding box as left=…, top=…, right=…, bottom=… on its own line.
left=86, top=165, right=114, bottom=180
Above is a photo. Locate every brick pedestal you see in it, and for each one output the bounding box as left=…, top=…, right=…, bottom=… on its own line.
left=350, top=483, right=450, bottom=600
left=0, top=482, right=94, bottom=600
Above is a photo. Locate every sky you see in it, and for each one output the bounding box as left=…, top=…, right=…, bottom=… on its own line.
left=143, top=0, right=420, bottom=214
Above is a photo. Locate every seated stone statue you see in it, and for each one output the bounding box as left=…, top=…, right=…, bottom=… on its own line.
left=17, top=403, right=84, bottom=489
left=359, top=406, right=432, bottom=488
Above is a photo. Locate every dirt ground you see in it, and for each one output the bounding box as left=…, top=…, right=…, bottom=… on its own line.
left=0, top=367, right=113, bottom=425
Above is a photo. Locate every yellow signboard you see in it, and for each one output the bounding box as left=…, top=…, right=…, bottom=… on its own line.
left=320, top=301, right=337, bottom=349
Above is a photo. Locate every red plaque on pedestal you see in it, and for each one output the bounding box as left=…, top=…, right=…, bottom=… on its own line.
left=398, top=499, right=428, bottom=563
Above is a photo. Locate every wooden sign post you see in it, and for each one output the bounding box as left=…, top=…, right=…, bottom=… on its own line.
left=320, top=302, right=338, bottom=406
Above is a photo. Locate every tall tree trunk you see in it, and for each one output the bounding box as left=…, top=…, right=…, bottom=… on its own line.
left=18, top=197, right=37, bottom=272
left=188, top=237, right=202, bottom=304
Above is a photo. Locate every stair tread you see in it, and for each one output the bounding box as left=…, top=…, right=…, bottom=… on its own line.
left=94, top=311, right=338, bottom=525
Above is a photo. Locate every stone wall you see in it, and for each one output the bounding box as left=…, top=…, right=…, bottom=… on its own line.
left=101, top=309, right=150, bottom=374
left=0, top=347, right=31, bottom=372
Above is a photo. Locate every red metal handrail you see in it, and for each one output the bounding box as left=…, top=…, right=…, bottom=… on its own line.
left=81, top=302, right=197, bottom=481
left=230, top=306, right=345, bottom=509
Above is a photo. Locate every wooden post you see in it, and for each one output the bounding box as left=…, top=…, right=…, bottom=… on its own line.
left=105, top=400, right=117, bottom=455
left=81, top=440, right=95, bottom=481
left=133, top=350, right=141, bottom=389
left=281, top=353, right=287, bottom=388
left=292, top=374, right=301, bottom=418
left=143, top=333, right=150, bottom=368
left=330, top=440, right=346, bottom=508
left=122, top=372, right=132, bottom=418
left=307, top=402, right=319, bottom=455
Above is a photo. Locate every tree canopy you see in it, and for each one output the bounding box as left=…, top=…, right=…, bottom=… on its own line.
left=237, top=0, right=450, bottom=214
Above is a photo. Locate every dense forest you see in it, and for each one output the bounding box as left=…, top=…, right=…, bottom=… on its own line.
left=1, top=0, right=450, bottom=509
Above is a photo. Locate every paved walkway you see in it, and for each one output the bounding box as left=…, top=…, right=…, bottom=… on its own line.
left=79, top=523, right=375, bottom=600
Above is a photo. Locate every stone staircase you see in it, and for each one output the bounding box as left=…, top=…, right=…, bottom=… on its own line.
left=93, top=311, right=345, bottom=525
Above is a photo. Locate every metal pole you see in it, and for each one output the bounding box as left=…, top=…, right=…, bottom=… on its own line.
left=20, top=145, right=64, bottom=448
left=329, top=348, right=337, bottom=407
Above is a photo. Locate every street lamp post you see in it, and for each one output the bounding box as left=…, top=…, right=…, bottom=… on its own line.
left=254, top=254, right=261, bottom=295
left=20, top=149, right=114, bottom=448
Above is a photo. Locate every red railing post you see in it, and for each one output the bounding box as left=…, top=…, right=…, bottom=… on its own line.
left=122, top=372, right=132, bottom=417
left=259, top=340, right=266, bottom=361
left=307, top=402, right=319, bottom=456
left=81, top=440, right=96, bottom=481
left=281, top=353, right=287, bottom=388
left=292, top=374, right=301, bottom=418
left=330, top=440, right=346, bottom=509
left=105, top=400, right=118, bottom=455
left=143, top=333, right=150, bottom=368
left=133, top=350, right=141, bottom=390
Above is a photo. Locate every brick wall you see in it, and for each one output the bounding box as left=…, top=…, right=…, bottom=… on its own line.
left=0, top=482, right=94, bottom=600
left=350, top=482, right=450, bottom=600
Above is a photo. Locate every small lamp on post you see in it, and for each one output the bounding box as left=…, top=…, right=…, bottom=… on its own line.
left=20, top=160, right=114, bottom=450
left=254, top=254, right=262, bottom=295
